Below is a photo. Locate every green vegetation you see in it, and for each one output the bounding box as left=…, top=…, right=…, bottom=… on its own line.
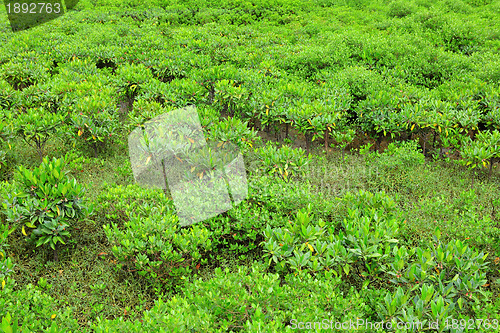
left=0, top=0, right=499, bottom=331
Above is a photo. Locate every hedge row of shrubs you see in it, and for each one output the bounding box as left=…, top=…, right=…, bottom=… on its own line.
left=2, top=174, right=498, bottom=331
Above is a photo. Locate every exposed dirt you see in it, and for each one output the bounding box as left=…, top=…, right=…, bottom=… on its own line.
left=256, top=125, right=393, bottom=156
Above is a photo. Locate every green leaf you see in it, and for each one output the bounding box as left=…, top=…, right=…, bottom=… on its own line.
left=55, top=236, right=65, bottom=244
left=1, top=315, right=13, bottom=333
left=434, top=227, right=441, bottom=241
left=457, top=297, right=463, bottom=310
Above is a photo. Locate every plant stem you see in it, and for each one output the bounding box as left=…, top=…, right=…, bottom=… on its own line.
left=161, top=158, right=169, bottom=197
left=37, top=147, right=44, bottom=163
left=305, top=133, right=311, bottom=154
left=324, top=128, right=329, bottom=155
left=54, top=243, right=59, bottom=262
left=422, top=131, right=427, bottom=157
left=375, top=135, right=382, bottom=152
left=488, top=158, right=493, bottom=180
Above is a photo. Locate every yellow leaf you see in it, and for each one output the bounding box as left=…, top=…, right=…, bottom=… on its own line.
left=145, top=154, right=152, bottom=165
left=266, top=109, right=269, bottom=116
left=1, top=280, right=4, bottom=289
left=411, top=124, right=415, bottom=131
left=199, top=171, right=204, bottom=179
left=307, top=243, right=314, bottom=252
left=188, top=138, right=194, bottom=144
left=383, top=130, right=386, bottom=136
left=175, top=156, right=183, bottom=162
left=438, top=126, right=441, bottom=133
left=78, top=129, right=83, bottom=136
left=8, top=143, right=11, bottom=149
left=51, top=314, right=56, bottom=319
left=0, top=252, right=3, bottom=258
left=22, top=226, right=27, bottom=236
left=483, top=161, right=487, bottom=168
left=191, top=166, right=196, bottom=172
left=307, top=119, right=312, bottom=125
left=92, top=135, right=96, bottom=140
left=57, top=206, right=61, bottom=216
left=217, top=142, right=223, bottom=147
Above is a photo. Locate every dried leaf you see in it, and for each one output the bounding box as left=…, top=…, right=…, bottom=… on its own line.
left=307, top=243, right=314, bottom=252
